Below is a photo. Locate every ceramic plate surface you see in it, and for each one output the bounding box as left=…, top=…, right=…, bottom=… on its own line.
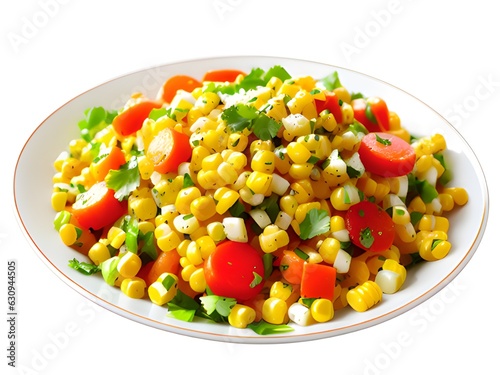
left=13, top=56, right=489, bottom=343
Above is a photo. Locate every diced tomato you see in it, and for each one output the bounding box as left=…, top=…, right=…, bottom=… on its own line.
left=315, top=91, right=343, bottom=124
left=279, top=250, right=306, bottom=285
left=352, top=97, right=390, bottom=132
left=358, top=132, right=416, bottom=177
left=71, top=181, right=127, bottom=230
left=202, top=69, right=246, bottom=83
left=204, top=241, right=265, bottom=302
left=345, top=201, right=395, bottom=253
left=144, top=250, right=181, bottom=287
left=91, top=146, right=126, bottom=182
left=300, top=263, right=337, bottom=301
left=160, top=75, right=202, bottom=103
left=146, top=127, right=192, bottom=174
left=112, top=100, right=162, bottom=137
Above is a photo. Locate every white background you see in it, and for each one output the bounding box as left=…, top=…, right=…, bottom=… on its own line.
left=1, top=0, right=498, bottom=374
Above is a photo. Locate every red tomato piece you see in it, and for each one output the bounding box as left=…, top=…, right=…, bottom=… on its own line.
left=204, top=241, right=265, bottom=302
left=315, top=91, right=343, bottom=124
left=72, top=181, right=127, bottom=230
left=345, top=201, right=395, bottom=252
left=366, top=97, right=390, bottom=131
left=301, top=263, right=336, bottom=301
left=146, top=127, right=192, bottom=174
left=202, top=69, right=246, bottom=83
left=91, top=146, right=126, bottom=182
left=358, top=132, right=416, bottom=177
left=160, top=75, right=202, bottom=103
left=279, top=250, right=306, bottom=285
left=112, top=100, right=162, bottom=137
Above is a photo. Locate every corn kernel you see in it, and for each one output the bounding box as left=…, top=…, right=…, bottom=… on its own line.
left=120, top=277, right=146, bottom=299
left=117, top=251, right=142, bottom=278
left=88, top=241, right=111, bottom=265
left=148, top=273, right=179, bottom=305
left=207, top=221, right=226, bottom=242
left=246, top=171, right=273, bottom=195
left=228, top=304, right=256, bottom=329
left=190, top=196, right=217, bottom=221
left=189, top=268, right=207, bottom=293
left=346, top=281, right=382, bottom=312
left=262, top=297, right=288, bottom=325
left=310, top=298, right=334, bottom=323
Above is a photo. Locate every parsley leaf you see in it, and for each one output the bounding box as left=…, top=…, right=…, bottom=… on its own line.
left=375, top=134, right=392, bottom=146
left=78, top=107, right=117, bottom=142
left=299, top=208, right=330, bottom=240
left=199, top=295, right=237, bottom=317
left=105, top=156, right=140, bottom=201
left=222, top=104, right=280, bottom=141
left=360, top=227, right=374, bottom=249
left=68, top=258, right=101, bottom=276
left=320, top=71, right=343, bottom=91
left=247, top=321, right=294, bottom=335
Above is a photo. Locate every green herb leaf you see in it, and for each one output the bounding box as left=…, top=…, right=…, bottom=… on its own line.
left=167, top=290, right=200, bottom=322
left=359, top=227, right=374, bottom=249
left=247, top=321, right=294, bottom=335
left=320, top=71, right=343, bottom=91
left=105, top=156, right=140, bottom=201
left=68, top=258, right=101, bottom=276
left=222, top=104, right=280, bottom=141
left=199, top=295, right=237, bottom=316
left=100, top=256, right=120, bottom=285
left=375, top=134, right=392, bottom=146
left=299, top=208, right=330, bottom=240
left=182, top=173, right=195, bottom=188
left=250, top=272, right=263, bottom=288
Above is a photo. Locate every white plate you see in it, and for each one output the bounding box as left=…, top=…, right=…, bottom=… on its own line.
left=13, top=56, right=489, bottom=343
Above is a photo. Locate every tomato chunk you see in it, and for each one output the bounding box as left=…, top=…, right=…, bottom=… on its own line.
left=358, top=132, right=416, bottom=177
left=301, top=263, right=336, bottom=301
left=72, top=181, right=127, bottom=230
left=314, top=91, right=343, bottom=124
left=112, top=100, right=161, bottom=137
left=146, top=127, right=192, bottom=174
left=202, top=69, right=246, bottom=83
left=345, top=201, right=395, bottom=252
left=160, top=75, right=202, bottom=103
left=204, top=241, right=264, bottom=302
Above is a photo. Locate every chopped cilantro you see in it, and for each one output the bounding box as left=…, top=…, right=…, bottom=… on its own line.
left=221, top=103, right=280, bottom=141
left=247, top=321, right=294, bottom=335
left=320, top=71, right=343, bottom=91
left=105, top=156, right=140, bottom=201
left=359, top=227, right=374, bottom=249
left=68, top=258, right=100, bottom=276
left=199, top=295, right=236, bottom=316
left=375, top=134, right=392, bottom=146
left=250, top=272, right=263, bottom=288
left=182, top=173, right=195, bottom=188
left=78, top=107, right=117, bottom=142
left=299, top=208, right=330, bottom=240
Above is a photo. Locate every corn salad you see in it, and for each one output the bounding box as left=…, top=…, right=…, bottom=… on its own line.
left=53, top=66, right=468, bottom=333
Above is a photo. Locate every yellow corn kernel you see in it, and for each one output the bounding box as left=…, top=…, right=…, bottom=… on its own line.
left=214, top=187, right=240, bottom=215
left=129, top=197, right=157, bottom=221
left=442, top=187, right=468, bottom=206
left=202, top=153, right=223, bottom=171
left=157, top=231, right=182, bottom=253
left=251, top=150, right=275, bottom=174
left=190, top=196, right=217, bottom=221
left=390, top=205, right=411, bottom=225
left=195, top=92, right=220, bottom=115
left=228, top=304, right=256, bottom=329
left=227, top=133, right=248, bottom=152
left=259, top=224, right=290, bottom=253
left=176, top=239, right=191, bottom=257
left=411, top=133, right=446, bottom=158
left=61, top=158, right=84, bottom=179
left=148, top=273, right=179, bottom=305
left=186, top=240, right=203, bottom=266
left=120, top=277, right=146, bottom=299
left=438, top=193, right=455, bottom=212
left=262, top=297, right=288, bottom=325
left=415, top=154, right=434, bottom=174
left=288, top=163, right=314, bottom=180
left=330, top=184, right=361, bottom=211
left=206, top=221, right=226, bottom=242
left=53, top=151, right=70, bottom=172
left=202, top=128, right=228, bottom=153
left=88, top=241, right=111, bottom=265
left=137, top=155, right=154, bottom=180
left=342, top=258, right=370, bottom=288
left=280, top=195, right=299, bottom=217
left=155, top=205, right=178, bottom=227
left=151, top=176, right=183, bottom=207
left=418, top=231, right=451, bottom=261
left=286, top=142, right=311, bottom=164
left=224, top=151, right=247, bottom=172
left=270, top=281, right=294, bottom=301
left=408, top=196, right=427, bottom=214
left=377, top=259, right=407, bottom=292
left=217, top=162, right=238, bottom=185
left=318, top=237, right=341, bottom=264
left=189, top=226, right=208, bottom=241
left=190, top=145, right=211, bottom=172
left=175, top=186, right=202, bottom=214
left=117, top=251, right=142, bottom=279
left=246, top=171, right=272, bottom=195
left=188, top=268, right=206, bottom=293
left=346, top=281, right=383, bottom=312
left=282, top=113, right=311, bottom=140
left=288, top=89, right=315, bottom=117
left=290, top=179, right=314, bottom=204
left=59, top=223, right=79, bottom=246
left=138, top=221, right=155, bottom=235
left=418, top=214, right=449, bottom=232
left=196, top=236, right=216, bottom=259
left=266, top=95, right=288, bottom=122
left=181, top=264, right=198, bottom=282
left=107, top=226, right=127, bottom=249
left=310, top=298, right=334, bottom=323
left=51, top=191, right=68, bottom=212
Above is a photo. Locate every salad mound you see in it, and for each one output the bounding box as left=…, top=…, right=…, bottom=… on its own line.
left=51, top=66, right=468, bottom=335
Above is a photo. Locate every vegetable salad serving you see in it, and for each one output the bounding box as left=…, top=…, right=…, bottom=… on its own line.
left=51, top=66, right=468, bottom=334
